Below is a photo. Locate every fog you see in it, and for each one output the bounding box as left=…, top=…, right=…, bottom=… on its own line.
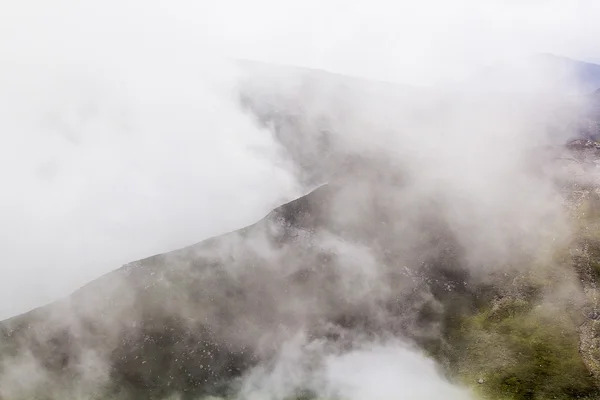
left=2, top=0, right=599, bottom=317
left=1, top=0, right=600, bottom=399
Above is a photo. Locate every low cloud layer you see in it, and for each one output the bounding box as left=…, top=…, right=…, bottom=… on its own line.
left=2, top=1, right=600, bottom=399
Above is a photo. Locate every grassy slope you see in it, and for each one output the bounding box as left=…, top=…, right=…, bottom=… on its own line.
left=428, top=193, right=600, bottom=400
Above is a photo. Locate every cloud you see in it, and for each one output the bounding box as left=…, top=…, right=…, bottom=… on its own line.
left=1, top=0, right=600, bottom=398
left=237, top=336, right=473, bottom=400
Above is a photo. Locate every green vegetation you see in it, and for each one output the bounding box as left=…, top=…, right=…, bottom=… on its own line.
left=158, top=195, right=600, bottom=400
left=9, top=193, right=600, bottom=400
left=424, top=193, right=600, bottom=400
left=451, top=302, right=598, bottom=400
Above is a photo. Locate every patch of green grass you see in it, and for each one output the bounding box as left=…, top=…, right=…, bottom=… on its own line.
left=450, top=301, right=599, bottom=400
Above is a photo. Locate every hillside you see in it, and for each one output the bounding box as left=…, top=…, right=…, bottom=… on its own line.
left=236, top=58, right=600, bottom=189
left=4, top=61, right=600, bottom=400
left=1, top=140, right=600, bottom=399
left=537, top=54, right=600, bottom=92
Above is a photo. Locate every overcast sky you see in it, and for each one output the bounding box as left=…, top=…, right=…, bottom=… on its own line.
left=1, top=0, right=600, bottom=318
left=3, top=0, right=600, bottom=84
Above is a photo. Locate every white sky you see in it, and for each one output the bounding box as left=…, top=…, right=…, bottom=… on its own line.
left=3, top=0, right=600, bottom=84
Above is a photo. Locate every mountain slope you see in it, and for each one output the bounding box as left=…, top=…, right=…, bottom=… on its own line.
left=236, top=58, right=600, bottom=191
left=3, top=143, right=600, bottom=399
left=537, top=54, right=600, bottom=92
left=5, top=61, right=600, bottom=400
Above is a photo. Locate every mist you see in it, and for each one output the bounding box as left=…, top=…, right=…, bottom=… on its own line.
left=2, top=0, right=599, bottom=317
left=2, top=0, right=600, bottom=399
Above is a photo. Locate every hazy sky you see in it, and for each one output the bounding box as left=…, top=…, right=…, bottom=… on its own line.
left=2, top=0, right=600, bottom=84
left=1, top=0, right=600, bottom=318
